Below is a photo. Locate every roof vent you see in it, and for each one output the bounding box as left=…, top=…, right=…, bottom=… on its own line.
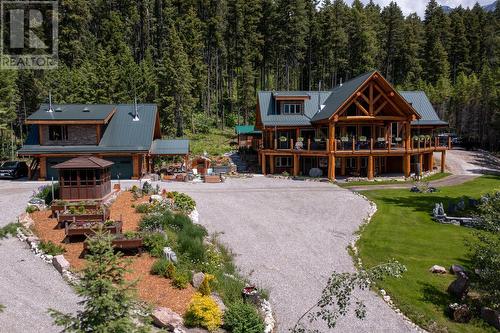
left=82, top=107, right=90, bottom=112
left=133, top=97, right=140, bottom=121
left=47, top=92, right=53, bottom=112
left=55, top=107, right=62, bottom=112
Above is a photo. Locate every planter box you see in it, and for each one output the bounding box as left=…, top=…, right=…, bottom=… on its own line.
left=162, top=174, right=176, bottom=181
left=205, top=175, right=222, bottom=183
left=84, top=236, right=143, bottom=253
left=51, top=203, right=100, bottom=217
left=212, top=166, right=231, bottom=174
left=58, top=209, right=110, bottom=224
left=65, top=221, right=122, bottom=242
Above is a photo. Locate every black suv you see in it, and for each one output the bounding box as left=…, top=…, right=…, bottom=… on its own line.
left=0, top=161, right=29, bottom=179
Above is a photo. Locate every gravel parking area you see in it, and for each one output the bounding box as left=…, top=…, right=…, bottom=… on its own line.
left=0, top=180, right=80, bottom=333
left=162, top=176, right=417, bottom=332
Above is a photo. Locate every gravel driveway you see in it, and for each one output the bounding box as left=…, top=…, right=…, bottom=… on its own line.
left=0, top=180, right=80, bottom=333
left=164, top=177, right=417, bottom=332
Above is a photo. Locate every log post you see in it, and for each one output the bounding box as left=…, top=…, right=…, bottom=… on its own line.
left=428, top=153, right=434, bottom=171
left=39, top=156, right=47, bottom=181
left=261, top=153, right=266, bottom=175
left=404, top=154, right=411, bottom=178
left=441, top=150, right=446, bottom=173
left=328, top=154, right=335, bottom=180
left=368, top=155, right=374, bottom=180
left=307, top=139, right=311, bottom=151
left=293, top=154, right=299, bottom=176
left=269, top=155, right=275, bottom=174
left=419, top=154, right=423, bottom=176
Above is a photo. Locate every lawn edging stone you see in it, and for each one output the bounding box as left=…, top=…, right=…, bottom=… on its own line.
left=351, top=192, right=427, bottom=333
left=16, top=212, right=80, bottom=285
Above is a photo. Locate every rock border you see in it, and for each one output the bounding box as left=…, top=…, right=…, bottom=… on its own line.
left=350, top=192, right=427, bottom=333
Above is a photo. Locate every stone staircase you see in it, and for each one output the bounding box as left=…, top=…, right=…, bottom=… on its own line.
left=228, top=152, right=249, bottom=173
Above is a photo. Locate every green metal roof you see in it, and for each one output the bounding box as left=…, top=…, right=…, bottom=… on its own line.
left=99, top=104, right=157, bottom=150
left=150, top=139, right=189, bottom=155
left=311, top=71, right=375, bottom=122
left=18, top=103, right=158, bottom=155
left=28, top=104, right=116, bottom=121
left=235, top=125, right=261, bottom=135
left=400, top=91, right=448, bottom=126
left=258, top=91, right=333, bottom=127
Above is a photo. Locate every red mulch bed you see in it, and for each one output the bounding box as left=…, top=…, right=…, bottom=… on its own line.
left=31, top=191, right=194, bottom=314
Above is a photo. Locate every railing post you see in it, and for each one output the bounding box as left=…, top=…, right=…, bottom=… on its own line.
left=352, top=139, right=355, bottom=153
left=388, top=136, right=391, bottom=153
left=291, top=139, right=294, bottom=150
left=274, top=139, right=277, bottom=150
left=448, top=136, right=452, bottom=149
left=325, top=139, right=329, bottom=152
left=370, top=138, right=373, bottom=153
left=334, top=139, right=337, bottom=153
left=308, top=139, right=311, bottom=151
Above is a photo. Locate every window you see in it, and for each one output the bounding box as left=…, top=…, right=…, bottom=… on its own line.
left=48, top=125, right=68, bottom=141
left=282, top=102, right=302, bottom=115
left=276, top=157, right=292, bottom=167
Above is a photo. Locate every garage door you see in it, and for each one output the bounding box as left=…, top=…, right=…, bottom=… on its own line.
left=106, top=157, right=133, bottom=179
left=46, top=157, right=70, bottom=180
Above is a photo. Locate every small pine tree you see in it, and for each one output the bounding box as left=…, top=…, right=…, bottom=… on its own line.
left=49, top=231, right=150, bottom=333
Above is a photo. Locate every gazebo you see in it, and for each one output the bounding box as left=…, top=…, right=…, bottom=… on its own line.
left=52, top=156, right=114, bottom=201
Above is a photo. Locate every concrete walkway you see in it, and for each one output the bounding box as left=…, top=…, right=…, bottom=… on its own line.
left=164, top=177, right=417, bottom=333
left=0, top=180, right=80, bottom=333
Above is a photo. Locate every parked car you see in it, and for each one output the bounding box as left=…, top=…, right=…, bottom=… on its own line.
left=0, top=161, right=28, bottom=179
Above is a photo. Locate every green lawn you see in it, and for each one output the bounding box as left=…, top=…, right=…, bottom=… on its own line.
left=357, top=175, right=500, bottom=333
left=339, top=172, right=451, bottom=188
left=185, top=128, right=235, bottom=156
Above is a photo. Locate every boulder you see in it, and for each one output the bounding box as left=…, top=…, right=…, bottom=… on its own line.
left=163, top=247, right=178, bottom=263
left=429, top=265, right=447, bottom=274
left=192, top=272, right=205, bottom=289
left=447, top=303, right=472, bottom=323
left=447, top=272, right=469, bottom=300
left=211, top=292, right=227, bottom=313
left=151, top=307, right=183, bottom=330
left=449, top=264, right=466, bottom=275
left=52, top=255, right=70, bottom=274
left=481, top=307, right=500, bottom=330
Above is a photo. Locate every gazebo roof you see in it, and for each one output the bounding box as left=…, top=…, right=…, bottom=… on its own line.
left=52, top=156, right=114, bottom=169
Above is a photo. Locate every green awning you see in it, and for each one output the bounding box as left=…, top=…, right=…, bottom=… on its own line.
left=235, top=125, right=262, bottom=135
left=149, top=139, right=189, bottom=155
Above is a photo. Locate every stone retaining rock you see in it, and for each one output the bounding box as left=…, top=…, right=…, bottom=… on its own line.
left=192, top=272, right=205, bottom=289
left=481, top=307, right=500, bottom=330
left=151, top=307, right=184, bottom=330
left=52, top=255, right=70, bottom=274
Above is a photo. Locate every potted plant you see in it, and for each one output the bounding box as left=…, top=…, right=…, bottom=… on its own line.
left=395, top=137, right=402, bottom=142
left=359, top=136, right=367, bottom=142
left=279, top=136, right=288, bottom=142
left=297, top=137, right=304, bottom=142
left=341, top=136, right=349, bottom=142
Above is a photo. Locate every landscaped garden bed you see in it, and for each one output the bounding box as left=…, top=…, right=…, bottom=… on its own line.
left=27, top=183, right=270, bottom=332
left=57, top=206, right=110, bottom=224
left=357, top=175, right=500, bottom=333
left=51, top=200, right=100, bottom=217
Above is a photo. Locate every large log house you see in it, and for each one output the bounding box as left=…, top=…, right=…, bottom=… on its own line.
left=256, top=71, right=450, bottom=180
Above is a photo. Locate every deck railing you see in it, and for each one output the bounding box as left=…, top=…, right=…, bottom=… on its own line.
left=263, top=136, right=451, bottom=153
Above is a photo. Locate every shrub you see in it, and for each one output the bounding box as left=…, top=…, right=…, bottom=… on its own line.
left=143, top=232, right=169, bottom=257
left=135, top=203, right=151, bottom=214
left=172, top=270, right=190, bottom=289
left=139, top=210, right=175, bottom=231
left=223, top=302, right=265, bottom=333
left=0, top=223, right=20, bottom=239
left=151, top=259, right=170, bottom=276
left=198, top=274, right=215, bottom=296
left=184, top=293, right=222, bottom=331
left=38, top=240, right=66, bottom=256
left=35, top=184, right=59, bottom=205
left=142, top=182, right=154, bottom=195
left=123, top=231, right=139, bottom=239
left=178, top=232, right=206, bottom=263
left=26, top=205, right=39, bottom=213
left=172, top=192, right=196, bottom=213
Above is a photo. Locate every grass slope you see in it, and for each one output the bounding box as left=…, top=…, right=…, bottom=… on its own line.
left=186, top=128, right=235, bottom=156
left=339, top=173, right=451, bottom=188
left=357, top=175, right=500, bottom=333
